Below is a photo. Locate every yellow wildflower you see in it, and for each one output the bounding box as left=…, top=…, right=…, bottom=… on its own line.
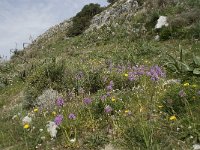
left=125, top=110, right=129, bottom=113
left=52, top=111, right=56, bottom=116
left=33, top=108, right=38, bottom=112
left=111, top=97, right=116, bottom=102
left=183, top=83, right=189, bottom=86
left=192, top=84, right=197, bottom=88
left=124, top=73, right=128, bottom=77
left=158, top=105, right=163, bottom=108
left=169, top=115, right=177, bottom=121
left=23, top=124, right=30, bottom=129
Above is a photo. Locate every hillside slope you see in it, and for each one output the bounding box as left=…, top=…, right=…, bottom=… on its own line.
left=0, top=0, right=200, bottom=149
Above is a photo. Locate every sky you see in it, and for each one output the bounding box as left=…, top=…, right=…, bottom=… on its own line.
left=0, top=0, right=108, bottom=59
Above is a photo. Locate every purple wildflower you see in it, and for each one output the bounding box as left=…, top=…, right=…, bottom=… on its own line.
left=134, top=65, right=146, bottom=75
left=83, top=98, right=92, bottom=105
left=105, top=105, right=112, bottom=113
left=106, top=92, right=111, bottom=97
left=68, top=113, right=76, bottom=120
left=101, top=95, right=107, bottom=101
left=106, top=81, right=114, bottom=91
left=56, top=98, right=64, bottom=107
left=109, top=81, right=114, bottom=87
left=54, top=115, right=63, bottom=125
left=179, top=90, right=186, bottom=97
left=128, top=72, right=136, bottom=81
left=147, top=65, right=165, bottom=81
left=106, top=85, right=113, bottom=91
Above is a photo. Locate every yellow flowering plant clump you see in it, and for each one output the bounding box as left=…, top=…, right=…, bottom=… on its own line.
left=183, top=83, right=189, bottom=87
left=124, top=73, right=128, bottom=77
left=52, top=111, right=57, bottom=116
left=33, top=108, right=38, bottom=112
left=125, top=110, right=129, bottom=113
left=169, top=115, right=177, bottom=121
left=111, top=97, right=116, bottom=102
left=23, top=124, right=30, bottom=129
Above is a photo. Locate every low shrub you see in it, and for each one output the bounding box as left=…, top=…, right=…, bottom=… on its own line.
left=68, top=3, right=103, bottom=37
left=161, top=84, right=200, bottom=115
left=23, top=58, right=70, bottom=109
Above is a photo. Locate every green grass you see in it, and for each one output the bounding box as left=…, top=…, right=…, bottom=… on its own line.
left=0, top=81, right=24, bottom=108
left=0, top=0, right=200, bottom=149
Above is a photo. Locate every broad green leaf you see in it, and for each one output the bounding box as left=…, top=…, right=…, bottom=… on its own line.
left=178, top=61, right=193, bottom=72
left=193, top=54, right=200, bottom=66
left=193, top=68, right=200, bottom=75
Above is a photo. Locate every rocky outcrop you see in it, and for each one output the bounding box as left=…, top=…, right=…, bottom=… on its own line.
left=86, top=0, right=139, bottom=32
left=35, top=19, right=72, bottom=42
left=26, top=0, right=139, bottom=49
left=155, top=16, right=168, bottom=29
left=26, top=19, right=72, bottom=50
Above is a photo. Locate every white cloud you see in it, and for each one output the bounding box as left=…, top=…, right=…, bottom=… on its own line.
left=0, top=0, right=108, bottom=58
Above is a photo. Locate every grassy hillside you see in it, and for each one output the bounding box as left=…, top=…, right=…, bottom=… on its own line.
left=0, top=0, right=200, bottom=149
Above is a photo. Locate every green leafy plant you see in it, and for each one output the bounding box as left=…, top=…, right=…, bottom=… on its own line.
left=164, top=47, right=200, bottom=75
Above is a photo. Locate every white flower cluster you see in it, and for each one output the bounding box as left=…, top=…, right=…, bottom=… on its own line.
left=46, top=121, right=58, bottom=138
left=22, top=116, right=32, bottom=125
left=35, top=89, right=59, bottom=110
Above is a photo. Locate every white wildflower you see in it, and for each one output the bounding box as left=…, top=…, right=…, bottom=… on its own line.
left=69, top=138, right=76, bottom=143
left=155, top=16, right=169, bottom=29
left=46, top=121, right=58, bottom=138
left=22, top=116, right=32, bottom=125
left=39, top=129, right=43, bottom=132
left=193, top=144, right=200, bottom=150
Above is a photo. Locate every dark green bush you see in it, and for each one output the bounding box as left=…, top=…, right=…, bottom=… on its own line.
left=107, top=0, right=118, bottom=4
left=23, top=58, right=70, bottom=109
left=145, top=10, right=160, bottom=29
left=68, top=3, right=103, bottom=37
left=23, top=67, right=49, bottom=108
